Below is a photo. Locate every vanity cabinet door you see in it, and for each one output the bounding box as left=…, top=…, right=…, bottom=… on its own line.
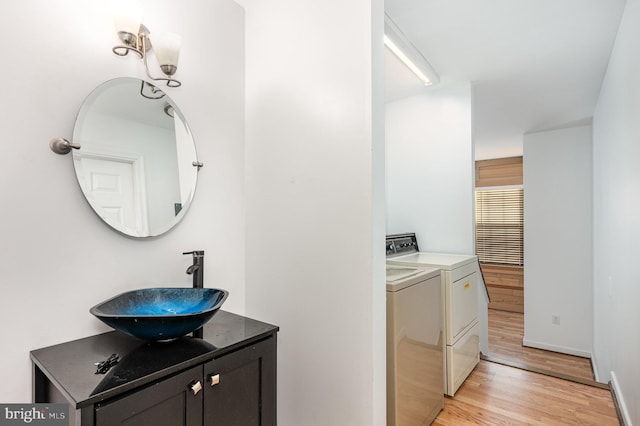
left=95, top=366, right=203, bottom=426
left=203, top=338, right=276, bottom=426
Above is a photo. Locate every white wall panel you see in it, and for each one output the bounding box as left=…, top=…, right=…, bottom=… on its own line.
left=242, top=0, right=386, bottom=424
left=523, top=125, right=593, bottom=356
left=385, top=82, right=474, bottom=254
left=593, top=0, right=640, bottom=423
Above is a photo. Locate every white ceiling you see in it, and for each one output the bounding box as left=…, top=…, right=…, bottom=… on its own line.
left=384, top=0, right=627, bottom=160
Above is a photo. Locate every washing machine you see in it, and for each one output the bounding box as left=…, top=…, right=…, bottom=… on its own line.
left=386, top=264, right=443, bottom=425
left=387, top=233, right=479, bottom=397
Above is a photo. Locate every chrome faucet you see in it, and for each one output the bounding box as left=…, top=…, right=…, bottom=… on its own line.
left=183, top=250, right=205, bottom=289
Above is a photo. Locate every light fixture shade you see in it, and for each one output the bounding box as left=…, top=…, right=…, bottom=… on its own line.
left=113, top=0, right=144, bottom=35
left=151, top=32, right=182, bottom=68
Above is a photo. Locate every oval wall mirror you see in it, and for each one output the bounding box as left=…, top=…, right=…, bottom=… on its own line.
left=72, top=77, right=199, bottom=238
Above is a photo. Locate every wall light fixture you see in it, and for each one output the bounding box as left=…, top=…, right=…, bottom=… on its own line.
left=384, top=13, right=439, bottom=87
left=112, top=1, right=182, bottom=87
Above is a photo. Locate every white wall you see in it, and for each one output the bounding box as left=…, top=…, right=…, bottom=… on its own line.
left=0, top=0, right=245, bottom=403
left=241, top=0, right=386, bottom=425
left=592, top=0, right=640, bottom=423
left=523, top=125, right=593, bottom=357
left=386, top=82, right=475, bottom=254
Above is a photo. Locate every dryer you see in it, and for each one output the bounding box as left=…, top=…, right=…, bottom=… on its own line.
left=386, top=233, right=480, bottom=397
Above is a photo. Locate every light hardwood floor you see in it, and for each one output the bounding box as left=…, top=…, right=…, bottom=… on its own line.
left=433, top=360, right=619, bottom=425
left=487, top=309, right=594, bottom=381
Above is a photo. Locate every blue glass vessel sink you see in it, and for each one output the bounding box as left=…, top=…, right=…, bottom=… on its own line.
left=90, top=288, right=229, bottom=341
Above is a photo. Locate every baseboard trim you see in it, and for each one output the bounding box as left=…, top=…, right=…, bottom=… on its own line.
left=480, top=353, right=608, bottom=389
left=610, top=371, right=632, bottom=426
left=522, top=338, right=591, bottom=358
left=591, top=356, right=600, bottom=383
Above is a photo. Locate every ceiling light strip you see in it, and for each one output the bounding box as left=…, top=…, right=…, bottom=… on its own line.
left=383, top=35, right=432, bottom=86
left=384, top=13, right=439, bottom=87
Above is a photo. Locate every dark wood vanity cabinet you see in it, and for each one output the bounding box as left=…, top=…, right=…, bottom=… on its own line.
left=31, top=311, right=278, bottom=426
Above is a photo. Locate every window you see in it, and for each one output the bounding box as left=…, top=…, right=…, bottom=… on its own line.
left=475, top=188, right=524, bottom=266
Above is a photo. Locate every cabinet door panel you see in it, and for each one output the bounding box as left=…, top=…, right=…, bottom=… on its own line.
left=204, top=338, right=276, bottom=426
left=95, top=366, right=203, bottom=426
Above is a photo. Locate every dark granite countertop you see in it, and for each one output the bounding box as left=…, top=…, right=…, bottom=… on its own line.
left=30, top=310, right=278, bottom=409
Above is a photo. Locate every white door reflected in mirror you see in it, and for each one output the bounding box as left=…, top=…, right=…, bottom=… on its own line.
left=76, top=155, right=147, bottom=235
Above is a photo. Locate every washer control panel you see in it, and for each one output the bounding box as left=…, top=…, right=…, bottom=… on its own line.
left=386, top=233, right=419, bottom=257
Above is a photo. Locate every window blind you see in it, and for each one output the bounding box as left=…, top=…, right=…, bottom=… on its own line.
left=475, top=188, right=524, bottom=265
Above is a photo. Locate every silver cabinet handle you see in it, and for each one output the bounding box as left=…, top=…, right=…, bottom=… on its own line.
left=190, top=380, right=203, bottom=395
left=209, top=374, right=220, bottom=386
